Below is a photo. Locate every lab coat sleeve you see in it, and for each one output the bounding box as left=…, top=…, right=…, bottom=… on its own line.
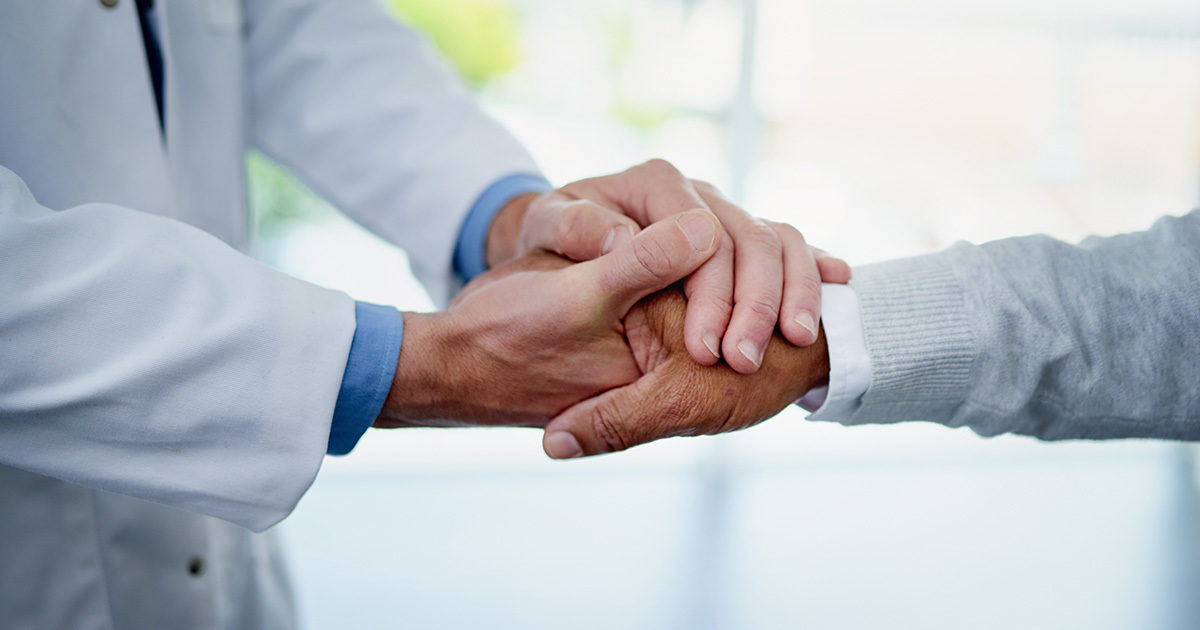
left=0, top=165, right=355, bottom=532
left=244, top=0, right=544, bottom=306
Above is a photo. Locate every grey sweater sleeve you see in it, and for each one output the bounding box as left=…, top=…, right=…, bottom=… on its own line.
left=838, top=209, right=1200, bottom=440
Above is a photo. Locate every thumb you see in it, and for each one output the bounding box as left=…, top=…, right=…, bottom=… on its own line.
left=542, top=375, right=666, bottom=459
left=521, top=197, right=641, bottom=261
left=575, top=209, right=720, bottom=317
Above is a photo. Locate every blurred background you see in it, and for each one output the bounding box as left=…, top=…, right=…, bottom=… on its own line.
left=250, top=0, right=1200, bottom=628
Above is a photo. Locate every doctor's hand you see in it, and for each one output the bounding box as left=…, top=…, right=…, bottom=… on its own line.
left=484, top=159, right=850, bottom=375
left=373, top=209, right=721, bottom=429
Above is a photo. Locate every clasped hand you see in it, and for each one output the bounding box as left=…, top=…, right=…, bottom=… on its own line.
left=374, top=161, right=846, bottom=458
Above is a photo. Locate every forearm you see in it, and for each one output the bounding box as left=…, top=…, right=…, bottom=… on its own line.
left=844, top=209, right=1200, bottom=439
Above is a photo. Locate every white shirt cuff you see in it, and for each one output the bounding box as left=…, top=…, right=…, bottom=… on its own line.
left=796, top=283, right=871, bottom=422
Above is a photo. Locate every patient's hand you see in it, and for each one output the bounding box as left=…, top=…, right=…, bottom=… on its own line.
left=542, top=282, right=830, bottom=458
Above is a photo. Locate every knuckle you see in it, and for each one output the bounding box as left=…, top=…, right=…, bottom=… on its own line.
left=742, top=295, right=781, bottom=323
left=591, top=402, right=631, bottom=453
left=695, top=237, right=734, bottom=271
left=658, top=388, right=690, bottom=419
left=686, top=278, right=734, bottom=312
left=700, top=289, right=734, bottom=314
left=739, top=220, right=783, bottom=254
left=690, top=179, right=718, bottom=196
left=796, top=272, right=825, bottom=295
left=715, top=237, right=736, bottom=258
left=555, top=202, right=594, bottom=253
left=640, top=158, right=682, bottom=179
left=559, top=180, right=587, bottom=197
left=556, top=202, right=586, bottom=236
left=658, top=388, right=701, bottom=436
left=793, top=273, right=822, bottom=297
left=775, top=221, right=802, bottom=240
left=632, top=237, right=677, bottom=282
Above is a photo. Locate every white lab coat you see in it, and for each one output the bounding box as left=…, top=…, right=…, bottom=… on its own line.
left=0, top=1, right=539, bottom=627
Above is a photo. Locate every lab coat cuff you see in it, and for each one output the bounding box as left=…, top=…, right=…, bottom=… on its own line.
left=453, top=173, right=553, bottom=282
left=327, top=302, right=404, bottom=455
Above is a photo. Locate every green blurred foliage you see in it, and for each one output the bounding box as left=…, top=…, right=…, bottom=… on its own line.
left=246, top=150, right=324, bottom=240
left=383, top=0, right=521, bottom=87
left=248, top=0, right=522, bottom=237
left=610, top=99, right=672, bottom=134
left=604, top=7, right=672, bottom=134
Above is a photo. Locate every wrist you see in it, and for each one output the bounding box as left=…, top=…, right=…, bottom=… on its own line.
left=375, top=311, right=462, bottom=428
left=484, top=191, right=541, bottom=269
left=752, top=322, right=830, bottom=416
left=805, top=325, right=830, bottom=391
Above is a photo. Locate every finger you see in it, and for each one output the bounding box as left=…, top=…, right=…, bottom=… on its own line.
left=681, top=234, right=734, bottom=365
left=564, top=159, right=711, bottom=226
left=697, top=190, right=783, bottom=374
left=520, top=195, right=641, bottom=261
left=542, top=376, right=664, bottom=458
left=769, top=221, right=822, bottom=347
left=813, top=249, right=852, bottom=283
left=576, top=209, right=721, bottom=317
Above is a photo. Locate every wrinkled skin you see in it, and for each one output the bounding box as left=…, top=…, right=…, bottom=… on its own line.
left=574, top=281, right=828, bottom=453
left=450, top=250, right=829, bottom=456
left=374, top=210, right=721, bottom=430
left=373, top=263, right=639, bottom=429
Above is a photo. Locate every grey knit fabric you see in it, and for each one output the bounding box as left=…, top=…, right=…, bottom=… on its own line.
left=835, top=209, right=1200, bottom=441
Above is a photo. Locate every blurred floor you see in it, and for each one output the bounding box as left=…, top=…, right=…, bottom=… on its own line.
left=281, top=426, right=1200, bottom=630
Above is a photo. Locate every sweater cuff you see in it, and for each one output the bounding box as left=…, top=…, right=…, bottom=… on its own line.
left=799, top=283, right=872, bottom=422
left=845, top=252, right=975, bottom=426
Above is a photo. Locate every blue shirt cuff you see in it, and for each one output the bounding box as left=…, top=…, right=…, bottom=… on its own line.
left=453, top=173, right=553, bottom=282
left=327, top=302, right=405, bottom=456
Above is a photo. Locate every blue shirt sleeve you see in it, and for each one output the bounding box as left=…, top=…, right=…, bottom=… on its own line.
left=327, top=302, right=405, bottom=455
left=328, top=174, right=551, bottom=455
left=452, top=173, right=553, bottom=282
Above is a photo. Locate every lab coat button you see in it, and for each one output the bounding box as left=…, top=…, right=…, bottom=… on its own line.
left=99, top=0, right=118, bottom=8
left=188, top=556, right=205, bottom=577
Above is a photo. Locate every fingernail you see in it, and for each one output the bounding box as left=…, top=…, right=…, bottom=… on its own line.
left=702, top=332, right=721, bottom=359
left=676, top=210, right=717, bottom=251
left=545, top=432, right=583, bottom=459
left=602, top=225, right=634, bottom=255
left=793, top=311, right=817, bottom=339
left=601, top=228, right=616, bottom=255
left=737, top=339, right=762, bottom=368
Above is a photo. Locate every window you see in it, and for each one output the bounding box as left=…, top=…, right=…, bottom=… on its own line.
left=256, top=2, right=1200, bottom=627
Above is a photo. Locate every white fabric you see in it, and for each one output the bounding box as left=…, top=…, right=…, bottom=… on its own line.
left=0, top=1, right=538, bottom=628
left=797, top=283, right=872, bottom=421
left=0, top=167, right=350, bottom=531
